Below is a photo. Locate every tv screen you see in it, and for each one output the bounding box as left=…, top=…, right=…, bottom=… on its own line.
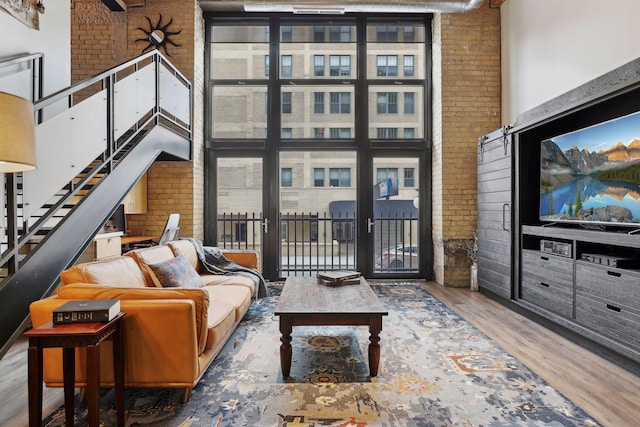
left=540, top=110, right=640, bottom=227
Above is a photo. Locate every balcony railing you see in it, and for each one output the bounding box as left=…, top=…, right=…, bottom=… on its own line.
left=217, top=211, right=418, bottom=276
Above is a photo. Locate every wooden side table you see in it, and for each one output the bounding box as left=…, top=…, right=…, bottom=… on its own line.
left=24, top=312, right=125, bottom=427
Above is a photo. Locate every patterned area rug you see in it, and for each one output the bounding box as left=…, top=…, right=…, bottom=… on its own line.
left=44, top=282, right=601, bottom=426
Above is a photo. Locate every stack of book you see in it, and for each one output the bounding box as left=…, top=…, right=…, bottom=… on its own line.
left=316, top=271, right=361, bottom=286
left=53, top=299, right=121, bottom=324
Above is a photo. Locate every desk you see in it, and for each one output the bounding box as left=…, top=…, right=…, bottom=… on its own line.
left=121, top=235, right=156, bottom=251
left=24, top=312, right=125, bottom=427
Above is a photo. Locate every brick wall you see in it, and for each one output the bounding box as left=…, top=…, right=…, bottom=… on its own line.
left=432, top=3, right=501, bottom=286
left=71, top=0, right=203, bottom=240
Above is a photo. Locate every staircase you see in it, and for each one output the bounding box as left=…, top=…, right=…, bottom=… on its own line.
left=0, top=51, right=192, bottom=357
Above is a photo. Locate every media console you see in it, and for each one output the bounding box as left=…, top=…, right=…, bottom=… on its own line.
left=520, top=226, right=640, bottom=365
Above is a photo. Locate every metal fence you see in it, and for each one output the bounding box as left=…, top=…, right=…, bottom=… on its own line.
left=218, top=211, right=418, bottom=276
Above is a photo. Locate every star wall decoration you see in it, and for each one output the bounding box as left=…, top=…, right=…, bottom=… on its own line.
left=135, top=15, right=182, bottom=57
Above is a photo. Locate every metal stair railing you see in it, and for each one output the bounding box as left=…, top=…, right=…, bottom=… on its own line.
left=0, top=50, right=191, bottom=283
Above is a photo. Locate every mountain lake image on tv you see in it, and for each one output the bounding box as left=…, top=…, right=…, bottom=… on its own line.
left=540, top=110, right=640, bottom=227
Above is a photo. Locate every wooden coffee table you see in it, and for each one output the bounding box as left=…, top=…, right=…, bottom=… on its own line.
left=274, top=276, right=388, bottom=378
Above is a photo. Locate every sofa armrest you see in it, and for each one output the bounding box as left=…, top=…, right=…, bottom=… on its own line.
left=29, top=296, right=201, bottom=387
left=221, top=249, right=261, bottom=272
left=55, top=284, right=209, bottom=354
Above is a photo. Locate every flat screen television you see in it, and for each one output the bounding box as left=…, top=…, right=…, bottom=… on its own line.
left=540, top=110, right=640, bottom=227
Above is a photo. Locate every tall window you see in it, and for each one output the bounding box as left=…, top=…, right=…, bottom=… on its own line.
left=404, top=92, right=415, bottom=114
left=282, top=92, right=292, bottom=113
left=376, top=55, right=398, bottom=76
left=281, top=55, right=292, bottom=77
left=377, top=92, right=398, bottom=114
left=264, top=55, right=269, bottom=77
left=330, top=92, right=351, bottom=114
left=404, top=168, right=415, bottom=187
left=314, top=55, right=325, bottom=76
left=281, top=25, right=292, bottom=42
left=329, top=168, right=351, bottom=187
left=403, top=55, right=414, bottom=76
left=313, top=92, right=325, bottom=113
left=281, top=168, right=293, bottom=187
left=313, top=168, right=325, bottom=187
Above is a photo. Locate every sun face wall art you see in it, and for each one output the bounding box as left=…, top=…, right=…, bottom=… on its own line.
left=136, top=14, right=182, bottom=57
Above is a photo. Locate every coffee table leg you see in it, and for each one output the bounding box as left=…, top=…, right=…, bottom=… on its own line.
left=368, top=316, right=383, bottom=377
left=279, top=317, right=293, bottom=378
left=62, top=347, right=75, bottom=427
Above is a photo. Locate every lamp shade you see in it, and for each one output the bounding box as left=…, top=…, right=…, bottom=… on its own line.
left=0, top=92, right=36, bottom=172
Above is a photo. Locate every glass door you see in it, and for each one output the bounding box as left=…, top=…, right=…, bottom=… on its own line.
left=278, top=151, right=357, bottom=277
left=371, top=156, right=421, bottom=274
left=215, top=155, right=264, bottom=258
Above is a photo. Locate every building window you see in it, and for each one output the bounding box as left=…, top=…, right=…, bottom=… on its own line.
left=330, top=92, right=351, bottom=114
left=314, top=26, right=324, bottom=42
left=376, top=55, right=398, bottom=76
left=329, top=128, right=351, bottom=139
left=313, top=92, right=325, bottom=114
left=313, top=168, right=325, bottom=187
left=313, top=128, right=325, bottom=138
left=281, top=25, right=292, bottom=42
left=330, top=25, right=351, bottom=42
left=377, top=26, right=398, bottom=41
left=329, top=168, right=351, bottom=187
left=404, top=92, right=415, bottom=114
left=281, top=168, right=293, bottom=187
left=403, top=128, right=415, bottom=138
left=377, top=128, right=398, bottom=139
left=404, top=168, right=415, bottom=187
left=282, top=92, right=292, bottom=114
left=377, top=92, right=398, bottom=114
left=403, top=26, right=415, bottom=42
left=404, top=55, right=414, bottom=76
left=264, top=93, right=268, bottom=113
left=377, top=168, right=399, bottom=183
left=264, top=55, right=269, bottom=77
left=281, top=128, right=293, bottom=139
left=281, top=55, right=292, bottom=77
left=329, top=55, right=351, bottom=76
left=314, top=55, right=325, bottom=76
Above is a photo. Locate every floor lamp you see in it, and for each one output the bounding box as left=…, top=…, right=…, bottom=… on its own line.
left=0, top=92, right=37, bottom=173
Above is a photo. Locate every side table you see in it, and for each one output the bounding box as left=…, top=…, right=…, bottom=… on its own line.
left=24, top=312, right=125, bottom=427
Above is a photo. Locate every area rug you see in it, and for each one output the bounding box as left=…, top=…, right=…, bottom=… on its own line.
left=44, top=282, right=601, bottom=426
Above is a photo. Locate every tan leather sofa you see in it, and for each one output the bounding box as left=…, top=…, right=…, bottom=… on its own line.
left=28, top=239, right=261, bottom=402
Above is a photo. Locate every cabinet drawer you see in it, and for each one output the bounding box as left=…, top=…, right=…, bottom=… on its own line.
left=522, top=250, right=573, bottom=285
left=576, top=293, right=640, bottom=351
left=94, top=236, right=121, bottom=260
left=521, top=250, right=573, bottom=318
left=576, top=263, right=640, bottom=308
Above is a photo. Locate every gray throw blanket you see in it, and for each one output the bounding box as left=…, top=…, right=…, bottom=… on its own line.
left=183, top=238, right=269, bottom=299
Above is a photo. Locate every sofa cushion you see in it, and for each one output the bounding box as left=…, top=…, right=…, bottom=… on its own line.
left=148, top=254, right=202, bottom=288
left=199, top=273, right=256, bottom=297
left=126, top=245, right=176, bottom=287
left=205, top=299, right=236, bottom=349
left=60, top=256, right=147, bottom=288
left=204, top=285, right=252, bottom=323
left=167, top=240, right=201, bottom=272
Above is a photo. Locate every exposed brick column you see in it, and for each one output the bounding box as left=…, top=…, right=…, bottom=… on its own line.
left=432, top=3, right=501, bottom=286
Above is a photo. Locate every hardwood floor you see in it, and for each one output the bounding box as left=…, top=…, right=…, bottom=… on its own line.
left=1, top=282, right=638, bottom=426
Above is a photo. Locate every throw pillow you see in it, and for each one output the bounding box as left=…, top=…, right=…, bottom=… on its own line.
left=148, top=255, right=202, bottom=288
